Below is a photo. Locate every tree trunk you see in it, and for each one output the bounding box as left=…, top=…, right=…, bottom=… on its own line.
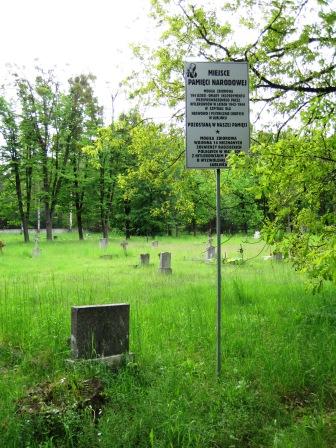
left=69, top=209, right=73, bottom=231
left=192, top=219, right=197, bottom=236
left=37, top=205, right=41, bottom=233
left=13, top=161, right=30, bottom=243
left=76, top=209, right=84, bottom=240
left=21, top=216, right=30, bottom=243
left=45, top=205, right=53, bottom=240
left=124, top=200, right=131, bottom=240
left=101, top=219, right=109, bottom=239
left=125, top=224, right=131, bottom=240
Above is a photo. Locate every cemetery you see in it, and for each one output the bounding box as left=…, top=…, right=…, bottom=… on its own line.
left=0, top=0, right=335, bottom=445
left=0, top=231, right=336, bottom=446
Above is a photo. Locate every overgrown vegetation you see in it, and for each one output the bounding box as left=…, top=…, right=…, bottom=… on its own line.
left=0, top=233, right=336, bottom=446
left=1, top=0, right=335, bottom=285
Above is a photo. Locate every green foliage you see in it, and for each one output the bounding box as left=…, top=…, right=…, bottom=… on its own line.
left=232, top=130, right=336, bottom=287
left=127, top=0, right=336, bottom=284
left=130, top=0, right=336, bottom=130
left=17, top=376, right=106, bottom=446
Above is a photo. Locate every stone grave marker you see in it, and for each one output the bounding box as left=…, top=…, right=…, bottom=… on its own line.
left=0, top=240, right=5, bottom=254
left=239, top=244, right=244, bottom=261
left=151, top=240, right=159, bottom=248
left=273, top=252, right=283, bottom=261
left=32, top=238, right=41, bottom=257
left=120, top=241, right=128, bottom=255
left=140, top=253, right=150, bottom=266
left=159, top=252, right=172, bottom=274
left=205, top=245, right=216, bottom=261
left=99, top=254, right=113, bottom=260
left=99, top=238, right=108, bottom=249
left=253, top=230, right=261, bottom=239
left=71, top=303, right=130, bottom=361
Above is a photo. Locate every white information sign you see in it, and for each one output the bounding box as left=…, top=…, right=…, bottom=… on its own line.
left=185, top=61, right=250, bottom=169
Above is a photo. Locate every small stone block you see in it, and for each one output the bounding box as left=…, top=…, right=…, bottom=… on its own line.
left=205, top=245, right=216, bottom=260
left=99, top=238, right=108, bottom=249
left=159, top=252, right=172, bottom=274
left=32, top=247, right=41, bottom=257
left=71, top=304, right=130, bottom=359
left=99, top=255, right=113, bottom=260
left=140, top=253, right=150, bottom=265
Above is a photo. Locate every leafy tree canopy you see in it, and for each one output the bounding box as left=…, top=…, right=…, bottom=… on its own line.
left=129, top=0, right=336, bottom=132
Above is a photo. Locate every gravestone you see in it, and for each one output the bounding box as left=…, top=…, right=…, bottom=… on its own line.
left=140, top=253, right=150, bottom=266
left=99, top=238, right=108, bottom=249
left=71, top=303, right=130, bottom=359
left=32, top=238, right=41, bottom=257
left=253, top=230, right=261, bottom=239
left=239, top=245, right=244, bottom=261
left=205, top=245, right=216, bottom=261
left=159, top=252, right=172, bottom=274
left=151, top=240, right=159, bottom=248
left=273, top=252, right=283, bottom=261
left=0, top=240, right=5, bottom=254
left=99, top=254, right=113, bottom=260
left=120, top=241, right=128, bottom=254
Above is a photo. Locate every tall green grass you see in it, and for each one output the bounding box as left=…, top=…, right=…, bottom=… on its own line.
left=0, top=232, right=336, bottom=447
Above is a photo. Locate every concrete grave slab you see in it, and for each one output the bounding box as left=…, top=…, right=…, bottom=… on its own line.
left=140, top=253, right=150, bottom=266
left=71, top=303, right=130, bottom=359
left=159, top=252, right=172, bottom=274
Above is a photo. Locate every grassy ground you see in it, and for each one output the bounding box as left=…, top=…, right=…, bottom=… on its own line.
left=0, top=232, right=336, bottom=447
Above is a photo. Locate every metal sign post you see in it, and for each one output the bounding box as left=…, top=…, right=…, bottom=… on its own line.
left=216, top=168, right=222, bottom=376
left=185, top=61, right=249, bottom=376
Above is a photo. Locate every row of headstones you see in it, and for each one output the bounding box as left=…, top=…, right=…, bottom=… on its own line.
left=100, top=238, right=159, bottom=249
left=31, top=238, right=160, bottom=258
left=140, top=252, right=172, bottom=274
left=69, top=233, right=269, bottom=364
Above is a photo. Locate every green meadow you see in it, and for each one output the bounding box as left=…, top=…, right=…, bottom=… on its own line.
left=1, top=232, right=336, bottom=447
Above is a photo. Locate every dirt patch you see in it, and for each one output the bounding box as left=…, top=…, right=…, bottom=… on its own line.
left=17, top=376, right=107, bottom=442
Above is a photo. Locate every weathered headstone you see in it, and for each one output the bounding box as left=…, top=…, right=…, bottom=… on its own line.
left=253, top=230, right=261, bottom=239
left=239, top=245, right=244, bottom=261
left=151, top=240, right=159, bottom=248
left=120, top=241, right=128, bottom=254
left=32, top=246, right=41, bottom=257
left=99, top=254, right=113, bottom=260
left=140, top=253, right=150, bottom=266
left=205, top=245, right=216, bottom=261
left=71, top=304, right=130, bottom=359
left=159, top=252, right=172, bottom=274
left=0, top=240, right=5, bottom=254
left=99, top=238, right=108, bottom=249
left=32, top=238, right=41, bottom=257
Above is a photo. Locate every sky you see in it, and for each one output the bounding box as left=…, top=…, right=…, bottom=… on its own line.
left=0, top=0, right=160, bottom=121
